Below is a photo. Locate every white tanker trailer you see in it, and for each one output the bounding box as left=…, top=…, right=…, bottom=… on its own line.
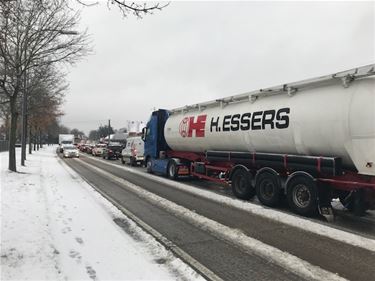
left=142, top=64, right=375, bottom=217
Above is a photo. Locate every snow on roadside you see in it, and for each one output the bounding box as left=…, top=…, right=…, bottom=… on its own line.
left=0, top=147, right=204, bottom=281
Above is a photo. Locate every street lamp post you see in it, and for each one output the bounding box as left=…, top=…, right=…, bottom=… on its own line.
left=21, top=69, right=27, bottom=166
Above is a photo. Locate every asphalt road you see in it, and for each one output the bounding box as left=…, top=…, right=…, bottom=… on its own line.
left=82, top=152, right=375, bottom=240
left=61, top=153, right=375, bottom=281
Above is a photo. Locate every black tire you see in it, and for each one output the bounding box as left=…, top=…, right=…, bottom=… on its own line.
left=146, top=158, right=153, bottom=173
left=231, top=169, right=255, bottom=200
left=167, top=160, right=178, bottom=180
left=287, top=175, right=318, bottom=216
left=121, top=158, right=125, bottom=164
left=255, top=171, right=282, bottom=207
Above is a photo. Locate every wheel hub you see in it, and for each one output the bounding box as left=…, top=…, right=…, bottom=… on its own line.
left=237, top=176, right=247, bottom=192
left=261, top=180, right=275, bottom=199
left=169, top=164, right=175, bottom=177
left=293, top=184, right=311, bottom=208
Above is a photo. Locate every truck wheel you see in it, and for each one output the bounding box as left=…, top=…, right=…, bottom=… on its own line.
left=256, top=171, right=282, bottom=207
left=121, top=158, right=125, bottom=164
left=231, top=169, right=255, bottom=200
left=168, top=160, right=178, bottom=180
left=146, top=158, right=153, bottom=173
left=287, top=175, right=318, bottom=216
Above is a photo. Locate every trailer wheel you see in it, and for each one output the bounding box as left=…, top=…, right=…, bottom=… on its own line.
left=287, top=175, right=318, bottom=216
left=231, top=169, right=255, bottom=200
left=146, top=158, right=153, bottom=173
left=256, top=171, right=282, bottom=207
left=168, top=160, right=178, bottom=180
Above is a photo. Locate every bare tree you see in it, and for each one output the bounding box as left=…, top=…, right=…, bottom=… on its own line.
left=0, top=0, right=90, bottom=171
left=76, top=0, right=169, bottom=18
left=27, top=64, right=66, bottom=152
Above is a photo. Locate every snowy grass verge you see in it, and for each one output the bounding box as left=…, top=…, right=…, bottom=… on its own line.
left=1, top=146, right=204, bottom=281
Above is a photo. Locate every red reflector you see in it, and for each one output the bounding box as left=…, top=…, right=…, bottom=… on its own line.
left=178, top=167, right=189, bottom=175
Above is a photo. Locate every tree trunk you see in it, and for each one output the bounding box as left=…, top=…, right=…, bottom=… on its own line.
left=8, top=97, right=18, bottom=172
left=39, top=129, right=43, bottom=148
left=37, top=128, right=40, bottom=150
left=21, top=91, right=27, bottom=165
left=5, top=113, right=10, bottom=141
left=28, top=127, right=32, bottom=154
left=33, top=126, right=37, bottom=151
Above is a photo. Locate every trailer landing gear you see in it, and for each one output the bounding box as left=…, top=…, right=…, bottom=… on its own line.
left=339, top=190, right=368, bottom=216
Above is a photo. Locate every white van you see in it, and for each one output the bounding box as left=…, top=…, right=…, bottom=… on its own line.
left=121, top=136, right=144, bottom=166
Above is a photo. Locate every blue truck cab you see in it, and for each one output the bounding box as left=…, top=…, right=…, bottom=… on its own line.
left=142, top=109, right=171, bottom=175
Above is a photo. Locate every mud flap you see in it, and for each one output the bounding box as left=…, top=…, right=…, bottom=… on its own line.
left=319, top=205, right=334, bottom=222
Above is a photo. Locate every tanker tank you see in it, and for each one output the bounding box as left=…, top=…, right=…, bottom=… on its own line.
left=164, top=72, right=375, bottom=176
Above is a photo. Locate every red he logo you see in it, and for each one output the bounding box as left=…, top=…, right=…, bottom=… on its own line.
left=179, top=115, right=207, bottom=138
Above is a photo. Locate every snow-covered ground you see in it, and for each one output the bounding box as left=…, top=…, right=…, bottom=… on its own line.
left=0, top=146, right=204, bottom=281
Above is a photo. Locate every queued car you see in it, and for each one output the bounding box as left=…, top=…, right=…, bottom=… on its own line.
left=85, top=144, right=94, bottom=154
left=62, top=145, right=79, bottom=158
left=92, top=143, right=107, bottom=156
left=121, top=136, right=144, bottom=166
left=79, top=144, right=87, bottom=152
left=102, top=143, right=123, bottom=160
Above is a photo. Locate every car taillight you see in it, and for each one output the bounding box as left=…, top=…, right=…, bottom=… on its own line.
left=109, top=149, right=113, bottom=153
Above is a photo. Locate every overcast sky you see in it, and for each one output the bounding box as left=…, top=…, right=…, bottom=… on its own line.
left=61, top=1, right=375, bottom=135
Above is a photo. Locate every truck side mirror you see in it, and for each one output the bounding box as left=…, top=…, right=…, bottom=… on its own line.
left=141, top=127, right=146, bottom=142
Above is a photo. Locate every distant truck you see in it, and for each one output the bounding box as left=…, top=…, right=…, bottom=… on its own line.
left=58, top=134, right=74, bottom=153
left=142, top=64, right=375, bottom=217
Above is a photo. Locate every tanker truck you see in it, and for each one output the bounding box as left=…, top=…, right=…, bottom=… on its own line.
left=142, top=64, right=375, bottom=217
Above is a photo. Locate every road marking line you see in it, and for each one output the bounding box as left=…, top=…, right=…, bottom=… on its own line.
left=78, top=158, right=347, bottom=281
left=84, top=154, right=375, bottom=253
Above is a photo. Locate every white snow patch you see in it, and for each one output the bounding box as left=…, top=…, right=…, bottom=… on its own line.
left=0, top=147, right=204, bottom=281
